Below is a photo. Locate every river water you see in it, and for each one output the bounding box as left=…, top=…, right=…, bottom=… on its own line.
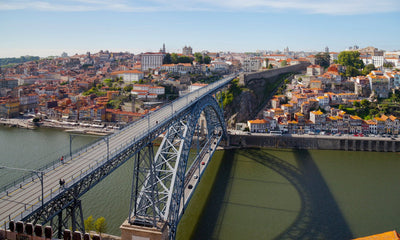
left=1, top=126, right=400, bottom=239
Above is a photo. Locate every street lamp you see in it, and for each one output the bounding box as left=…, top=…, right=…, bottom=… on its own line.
left=0, top=166, right=45, bottom=207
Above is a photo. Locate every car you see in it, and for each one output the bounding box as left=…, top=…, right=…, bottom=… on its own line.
left=194, top=175, right=198, bottom=179
left=188, top=184, right=193, bottom=189
left=201, top=162, right=205, bottom=165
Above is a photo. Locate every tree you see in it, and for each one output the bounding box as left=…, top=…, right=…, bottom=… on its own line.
left=178, top=56, right=193, bottom=64
left=203, top=55, right=211, bottom=64
left=280, top=60, right=287, bottom=67
left=353, top=101, right=360, bottom=108
left=383, top=62, right=394, bottom=68
left=163, top=53, right=172, bottom=64
left=345, top=66, right=360, bottom=77
left=94, top=217, right=107, bottom=236
left=338, top=104, right=345, bottom=110
left=360, top=99, right=370, bottom=108
left=171, top=53, right=179, bottom=64
left=337, top=51, right=364, bottom=69
left=362, top=63, right=376, bottom=75
left=84, top=215, right=95, bottom=233
left=123, top=85, right=133, bottom=92
left=194, top=52, right=203, bottom=63
left=315, top=52, right=330, bottom=68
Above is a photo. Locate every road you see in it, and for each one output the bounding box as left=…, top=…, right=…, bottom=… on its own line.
left=0, top=73, right=237, bottom=227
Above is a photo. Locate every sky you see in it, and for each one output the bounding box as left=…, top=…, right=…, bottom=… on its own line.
left=0, top=0, right=399, bottom=58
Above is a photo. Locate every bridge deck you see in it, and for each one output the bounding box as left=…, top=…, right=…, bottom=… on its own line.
left=0, top=73, right=237, bottom=227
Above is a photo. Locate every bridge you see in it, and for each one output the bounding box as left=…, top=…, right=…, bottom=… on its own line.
left=0, top=72, right=238, bottom=240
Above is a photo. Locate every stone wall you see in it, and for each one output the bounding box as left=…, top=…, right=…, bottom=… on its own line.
left=228, top=134, right=400, bottom=152
left=239, top=63, right=310, bottom=85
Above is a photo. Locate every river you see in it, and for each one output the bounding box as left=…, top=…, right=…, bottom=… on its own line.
left=1, top=126, right=400, bottom=239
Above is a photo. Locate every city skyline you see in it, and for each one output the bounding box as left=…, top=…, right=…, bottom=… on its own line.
left=0, top=0, right=399, bottom=58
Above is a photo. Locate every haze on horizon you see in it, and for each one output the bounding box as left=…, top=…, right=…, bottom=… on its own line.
left=0, top=0, right=399, bottom=58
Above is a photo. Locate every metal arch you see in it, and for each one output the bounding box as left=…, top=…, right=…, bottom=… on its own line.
left=129, top=94, right=226, bottom=239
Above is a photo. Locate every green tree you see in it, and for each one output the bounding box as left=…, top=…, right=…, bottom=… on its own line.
left=338, top=104, right=345, bottom=110
left=123, top=85, right=133, bottom=92
left=203, top=55, right=211, bottom=64
left=353, top=101, right=360, bottom=108
left=84, top=215, right=95, bottom=232
left=280, top=60, right=287, bottom=67
left=94, top=217, right=107, bottom=236
left=345, top=66, right=360, bottom=77
left=362, top=63, right=376, bottom=75
left=171, top=53, right=179, bottom=64
left=315, top=52, right=330, bottom=68
left=194, top=52, right=203, bottom=63
left=383, top=62, right=394, bottom=68
left=163, top=53, right=172, bottom=64
left=337, top=51, right=364, bottom=69
left=178, top=56, right=193, bottom=64
left=369, top=108, right=378, bottom=116
left=360, top=99, right=370, bottom=108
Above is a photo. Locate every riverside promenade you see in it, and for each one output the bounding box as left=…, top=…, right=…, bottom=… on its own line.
left=0, top=118, right=114, bottom=135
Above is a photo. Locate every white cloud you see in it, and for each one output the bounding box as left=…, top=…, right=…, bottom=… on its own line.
left=0, top=0, right=399, bottom=14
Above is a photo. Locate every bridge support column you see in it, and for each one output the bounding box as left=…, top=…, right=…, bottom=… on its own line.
left=58, top=212, right=63, bottom=239
left=120, top=219, right=168, bottom=240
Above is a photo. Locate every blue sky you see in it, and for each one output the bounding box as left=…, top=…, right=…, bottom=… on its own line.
left=0, top=0, right=399, bottom=57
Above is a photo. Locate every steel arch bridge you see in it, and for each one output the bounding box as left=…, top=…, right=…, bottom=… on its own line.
left=129, top=94, right=227, bottom=239
left=0, top=73, right=237, bottom=240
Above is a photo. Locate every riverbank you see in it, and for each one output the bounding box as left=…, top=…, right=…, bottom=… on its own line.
left=0, top=118, right=114, bottom=136
left=227, top=132, right=400, bottom=152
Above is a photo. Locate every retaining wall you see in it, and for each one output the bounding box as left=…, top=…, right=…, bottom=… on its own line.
left=228, top=134, right=400, bottom=152
left=239, top=63, right=310, bottom=85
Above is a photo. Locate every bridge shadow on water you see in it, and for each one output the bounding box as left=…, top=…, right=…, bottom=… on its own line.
left=192, top=148, right=353, bottom=240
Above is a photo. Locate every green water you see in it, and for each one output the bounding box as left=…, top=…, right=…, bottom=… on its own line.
left=1, top=127, right=400, bottom=239
left=185, top=148, right=400, bottom=239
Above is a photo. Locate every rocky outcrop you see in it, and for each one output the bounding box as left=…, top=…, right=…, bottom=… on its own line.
left=224, top=64, right=308, bottom=126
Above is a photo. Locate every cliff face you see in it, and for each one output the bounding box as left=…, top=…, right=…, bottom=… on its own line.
left=224, top=74, right=285, bottom=127
left=223, top=65, right=309, bottom=127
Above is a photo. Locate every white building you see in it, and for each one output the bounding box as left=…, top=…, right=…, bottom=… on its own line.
left=111, top=70, right=144, bottom=83
left=372, top=56, right=384, bottom=68
left=243, top=58, right=261, bottom=72
left=141, top=53, right=164, bottom=71
left=247, top=119, right=267, bottom=133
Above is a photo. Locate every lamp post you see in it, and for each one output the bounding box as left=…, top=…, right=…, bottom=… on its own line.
left=0, top=166, right=45, bottom=207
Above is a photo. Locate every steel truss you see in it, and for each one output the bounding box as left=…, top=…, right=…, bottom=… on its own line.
left=129, top=94, right=227, bottom=239
left=17, top=93, right=226, bottom=240
left=20, top=108, right=192, bottom=236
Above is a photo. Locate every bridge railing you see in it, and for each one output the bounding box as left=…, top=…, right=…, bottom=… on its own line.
left=1, top=72, right=238, bottom=205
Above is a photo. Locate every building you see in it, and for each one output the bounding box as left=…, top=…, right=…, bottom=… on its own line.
left=111, top=70, right=144, bottom=83
left=182, top=46, right=193, bottom=56
left=141, top=53, right=164, bottom=71
left=368, top=71, right=390, bottom=98
left=247, top=119, right=267, bottom=133
left=306, top=65, right=324, bottom=76
left=243, top=58, right=261, bottom=72
left=189, top=83, right=208, bottom=92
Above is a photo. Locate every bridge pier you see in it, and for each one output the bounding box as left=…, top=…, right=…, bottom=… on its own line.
left=120, top=219, right=168, bottom=240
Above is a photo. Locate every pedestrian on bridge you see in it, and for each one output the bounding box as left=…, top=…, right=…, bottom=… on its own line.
left=59, top=179, right=65, bottom=188
left=60, top=156, right=64, bottom=164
